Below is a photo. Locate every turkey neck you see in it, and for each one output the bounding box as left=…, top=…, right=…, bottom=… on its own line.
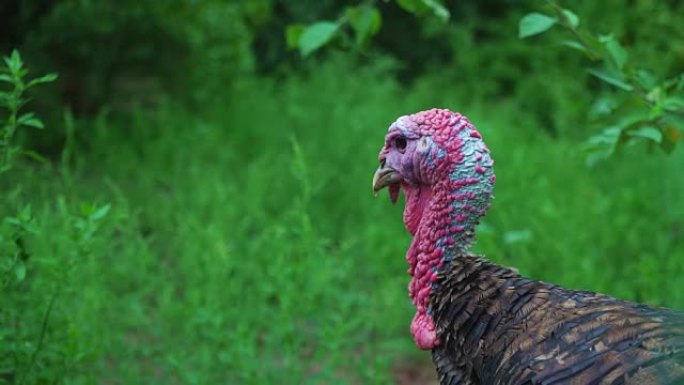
left=405, top=176, right=490, bottom=314
left=405, top=129, right=495, bottom=349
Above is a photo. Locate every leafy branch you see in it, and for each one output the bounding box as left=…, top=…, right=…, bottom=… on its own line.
left=519, top=1, right=684, bottom=164
left=286, top=0, right=449, bottom=57
left=0, top=50, right=57, bottom=173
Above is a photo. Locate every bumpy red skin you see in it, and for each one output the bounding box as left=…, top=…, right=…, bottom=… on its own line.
left=378, top=108, right=495, bottom=350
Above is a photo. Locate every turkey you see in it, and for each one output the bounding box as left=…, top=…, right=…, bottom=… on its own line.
left=372, top=108, right=684, bottom=384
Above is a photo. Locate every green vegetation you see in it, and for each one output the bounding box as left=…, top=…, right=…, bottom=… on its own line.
left=519, top=1, right=684, bottom=162
left=1, top=0, right=683, bottom=383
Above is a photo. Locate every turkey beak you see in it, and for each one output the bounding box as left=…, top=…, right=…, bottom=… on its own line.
left=373, top=167, right=403, bottom=203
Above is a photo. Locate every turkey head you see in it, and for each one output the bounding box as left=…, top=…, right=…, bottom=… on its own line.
left=372, top=108, right=495, bottom=350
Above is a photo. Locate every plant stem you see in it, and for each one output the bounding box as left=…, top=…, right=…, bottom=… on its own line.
left=19, top=279, right=63, bottom=385
left=544, top=0, right=601, bottom=60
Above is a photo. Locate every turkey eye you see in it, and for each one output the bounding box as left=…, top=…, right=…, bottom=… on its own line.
left=394, top=137, right=407, bottom=151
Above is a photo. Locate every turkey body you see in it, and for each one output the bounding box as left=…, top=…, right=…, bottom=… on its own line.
left=372, top=109, right=684, bottom=385
left=431, top=255, right=684, bottom=385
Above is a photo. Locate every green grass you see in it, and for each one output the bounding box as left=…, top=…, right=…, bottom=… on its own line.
left=3, top=56, right=684, bottom=384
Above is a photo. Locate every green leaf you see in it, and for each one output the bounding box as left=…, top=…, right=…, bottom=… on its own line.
left=90, top=204, right=111, bottom=221
left=617, top=112, right=652, bottom=129
left=589, top=96, right=617, bottom=118
left=587, top=126, right=622, bottom=146
left=27, top=73, right=57, bottom=88
left=560, top=40, right=586, bottom=53
left=17, top=113, right=44, bottom=129
left=422, top=0, right=450, bottom=22
left=577, top=31, right=605, bottom=60
left=518, top=13, right=557, bottom=38
left=635, top=69, right=657, bottom=90
left=626, top=126, right=662, bottom=143
left=4, top=216, right=22, bottom=226
left=285, top=24, right=305, bottom=50
left=650, top=99, right=665, bottom=119
left=21, top=150, right=48, bottom=164
left=298, top=22, right=339, bottom=57
left=561, top=9, right=580, bottom=28
left=585, top=147, right=613, bottom=167
left=19, top=204, right=32, bottom=222
left=663, top=96, right=684, bottom=111
left=396, top=0, right=425, bottom=15
left=588, top=67, right=634, bottom=91
left=396, top=0, right=450, bottom=22
left=583, top=126, right=621, bottom=166
left=0, top=74, right=13, bottom=83
left=599, top=35, right=628, bottom=70
left=4, top=50, right=24, bottom=75
left=346, top=6, right=382, bottom=45
left=14, top=261, right=26, bottom=282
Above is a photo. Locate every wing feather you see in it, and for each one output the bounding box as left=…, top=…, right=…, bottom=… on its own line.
left=431, top=255, right=684, bottom=385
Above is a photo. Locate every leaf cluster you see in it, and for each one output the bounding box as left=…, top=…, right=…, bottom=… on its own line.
left=286, top=0, right=449, bottom=57
left=1, top=198, right=112, bottom=384
left=0, top=49, right=114, bottom=383
left=519, top=1, right=684, bottom=164
left=0, top=50, right=57, bottom=172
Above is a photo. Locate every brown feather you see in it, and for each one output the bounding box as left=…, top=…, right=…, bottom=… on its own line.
left=431, top=255, right=684, bottom=385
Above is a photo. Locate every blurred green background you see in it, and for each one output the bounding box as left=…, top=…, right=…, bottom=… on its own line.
left=1, top=0, right=683, bottom=384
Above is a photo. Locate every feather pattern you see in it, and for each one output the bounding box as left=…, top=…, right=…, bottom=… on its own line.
left=431, top=255, right=684, bottom=385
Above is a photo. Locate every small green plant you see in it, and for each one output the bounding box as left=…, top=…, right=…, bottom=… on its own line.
left=1, top=205, right=36, bottom=288
left=0, top=50, right=57, bottom=173
left=0, top=50, right=112, bottom=384
left=519, top=1, right=684, bottom=164
left=1, top=200, right=111, bottom=384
